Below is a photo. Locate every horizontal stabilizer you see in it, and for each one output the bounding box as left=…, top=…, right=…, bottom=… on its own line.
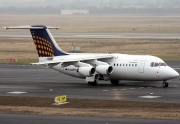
left=3, top=26, right=60, bottom=30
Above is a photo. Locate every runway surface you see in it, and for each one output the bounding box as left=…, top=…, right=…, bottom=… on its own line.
left=0, top=114, right=179, bottom=124
left=0, top=61, right=179, bottom=103
left=0, top=63, right=179, bottom=123
left=0, top=32, right=180, bottom=39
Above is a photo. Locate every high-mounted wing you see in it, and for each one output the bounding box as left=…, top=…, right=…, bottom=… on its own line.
left=31, top=54, right=114, bottom=65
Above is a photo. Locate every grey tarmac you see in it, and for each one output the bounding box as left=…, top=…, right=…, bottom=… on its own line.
left=0, top=114, right=179, bottom=124
left=0, top=62, right=179, bottom=124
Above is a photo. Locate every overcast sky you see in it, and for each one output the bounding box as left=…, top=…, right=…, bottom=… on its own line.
left=0, top=0, right=179, bottom=8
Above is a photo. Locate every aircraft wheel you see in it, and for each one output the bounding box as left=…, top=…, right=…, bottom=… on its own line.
left=163, top=81, right=169, bottom=87
left=88, top=81, right=97, bottom=86
left=110, top=80, right=119, bottom=85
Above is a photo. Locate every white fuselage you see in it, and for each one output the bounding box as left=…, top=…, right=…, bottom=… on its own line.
left=49, top=53, right=179, bottom=81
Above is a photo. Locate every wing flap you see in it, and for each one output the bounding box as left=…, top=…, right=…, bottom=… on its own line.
left=31, top=61, right=60, bottom=65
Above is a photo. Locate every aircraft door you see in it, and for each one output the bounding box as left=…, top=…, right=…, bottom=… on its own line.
left=138, top=61, right=145, bottom=73
left=155, top=63, right=160, bottom=78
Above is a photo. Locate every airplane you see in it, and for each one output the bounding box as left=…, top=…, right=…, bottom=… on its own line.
left=3, top=25, right=179, bottom=87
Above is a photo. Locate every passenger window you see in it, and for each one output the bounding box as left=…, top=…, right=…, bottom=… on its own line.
left=132, top=64, right=134, bottom=67
left=123, top=64, right=124, bottom=66
left=117, top=64, right=118, bottom=66
left=120, top=64, right=121, bottom=66
left=126, top=64, right=128, bottom=66
left=129, top=64, right=131, bottom=66
left=114, top=63, right=115, bottom=66
left=150, top=62, right=154, bottom=67
left=135, top=64, right=137, bottom=67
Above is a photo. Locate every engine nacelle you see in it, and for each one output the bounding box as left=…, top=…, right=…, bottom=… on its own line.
left=77, top=67, right=95, bottom=77
left=96, top=65, right=113, bottom=75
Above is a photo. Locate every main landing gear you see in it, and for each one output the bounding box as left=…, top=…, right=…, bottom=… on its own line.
left=88, top=81, right=97, bottom=86
left=110, top=80, right=119, bottom=85
left=163, top=81, right=169, bottom=87
left=88, top=74, right=99, bottom=86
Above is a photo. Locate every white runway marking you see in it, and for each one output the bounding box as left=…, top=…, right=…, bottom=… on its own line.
left=7, top=91, right=27, bottom=94
left=139, top=95, right=161, bottom=99
left=129, top=88, right=135, bottom=90
left=121, top=89, right=126, bottom=91
left=173, top=85, right=178, bottom=88
left=103, top=90, right=109, bottom=92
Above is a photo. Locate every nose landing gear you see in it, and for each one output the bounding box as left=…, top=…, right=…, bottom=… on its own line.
left=163, top=81, right=169, bottom=87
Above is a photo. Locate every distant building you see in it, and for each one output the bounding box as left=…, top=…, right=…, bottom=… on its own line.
left=122, top=6, right=146, bottom=8
left=61, top=10, right=89, bottom=15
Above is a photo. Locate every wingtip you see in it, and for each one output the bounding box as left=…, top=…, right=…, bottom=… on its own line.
left=3, top=27, right=7, bottom=30
left=47, top=26, right=60, bottom=30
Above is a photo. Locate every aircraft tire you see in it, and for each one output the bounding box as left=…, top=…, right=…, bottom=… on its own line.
left=88, top=81, right=97, bottom=86
left=163, top=82, right=169, bottom=87
left=110, top=80, right=119, bottom=85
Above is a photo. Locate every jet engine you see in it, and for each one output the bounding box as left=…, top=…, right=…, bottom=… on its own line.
left=96, top=65, right=113, bottom=75
left=77, top=67, right=96, bottom=77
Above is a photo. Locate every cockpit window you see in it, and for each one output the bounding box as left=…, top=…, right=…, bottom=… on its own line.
left=151, top=62, right=167, bottom=67
left=150, top=62, right=154, bottom=67
left=159, top=63, right=167, bottom=66
left=154, top=62, right=159, bottom=67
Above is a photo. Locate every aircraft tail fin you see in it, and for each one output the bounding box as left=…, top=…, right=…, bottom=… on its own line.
left=3, top=25, right=68, bottom=57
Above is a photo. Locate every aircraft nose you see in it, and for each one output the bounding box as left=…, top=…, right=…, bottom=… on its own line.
left=160, top=67, right=179, bottom=80
left=170, top=69, right=179, bottom=78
